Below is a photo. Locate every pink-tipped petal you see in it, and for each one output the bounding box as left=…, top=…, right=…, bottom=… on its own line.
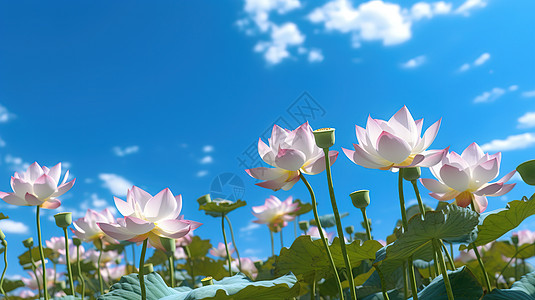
left=0, top=191, right=10, bottom=198
left=301, top=151, right=338, bottom=175
left=258, top=138, right=276, bottom=166
left=52, top=179, right=75, bottom=197
left=2, top=194, right=27, bottom=206
left=144, top=188, right=177, bottom=221
left=255, top=173, right=292, bottom=191
left=473, top=158, right=500, bottom=184
left=156, top=219, right=191, bottom=238
left=416, top=118, right=441, bottom=152
left=245, top=167, right=284, bottom=181
left=166, top=195, right=183, bottom=220
left=440, top=165, right=470, bottom=192
left=41, top=199, right=61, bottom=209
left=275, top=148, right=306, bottom=171
left=98, top=223, right=137, bottom=241
left=474, top=183, right=503, bottom=196
left=413, top=148, right=448, bottom=168
left=25, top=193, right=43, bottom=206
left=343, top=146, right=386, bottom=169
left=492, top=183, right=515, bottom=196
left=461, top=143, right=485, bottom=166
left=33, top=174, right=57, bottom=200
left=473, top=195, right=488, bottom=213
left=290, top=122, right=315, bottom=159
left=281, top=175, right=300, bottom=191
left=429, top=190, right=459, bottom=201
left=129, top=186, right=152, bottom=209
left=124, top=216, right=155, bottom=235
left=114, top=197, right=134, bottom=217
left=376, top=131, right=412, bottom=164
left=27, top=162, right=44, bottom=183
left=497, top=170, right=516, bottom=184
left=11, top=177, right=33, bottom=198
left=420, top=178, right=452, bottom=193
left=47, top=163, right=62, bottom=184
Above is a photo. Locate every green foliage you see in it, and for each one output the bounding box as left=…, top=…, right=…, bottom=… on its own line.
left=187, top=236, right=212, bottom=258
left=177, top=257, right=228, bottom=281
left=0, top=213, right=8, bottom=220
left=18, top=247, right=54, bottom=268
left=492, top=241, right=535, bottom=259
left=289, top=199, right=313, bottom=216
left=145, top=249, right=169, bottom=266
left=484, top=270, right=535, bottom=299
left=2, top=278, right=24, bottom=292
left=199, top=199, right=247, bottom=217
left=416, top=266, right=483, bottom=300
left=309, top=212, right=349, bottom=228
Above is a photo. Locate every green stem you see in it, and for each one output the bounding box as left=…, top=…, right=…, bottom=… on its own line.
left=294, top=218, right=298, bottom=240
left=0, top=240, right=8, bottom=300
left=224, top=215, right=242, bottom=271
left=280, top=229, right=284, bottom=250
left=183, top=246, right=195, bottom=287
left=469, top=196, right=492, bottom=292
left=29, top=248, right=42, bottom=299
left=515, top=244, right=519, bottom=281
left=433, top=250, right=440, bottom=278
left=139, top=239, right=148, bottom=300
left=322, top=148, right=357, bottom=300
left=300, top=173, right=344, bottom=300
left=376, top=267, right=390, bottom=300
left=270, top=230, right=274, bottom=257
left=132, top=244, right=136, bottom=269
left=36, top=206, right=49, bottom=300
left=76, top=244, right=85, bottom=300
left=433, top=239, right=454, bottom=300
left=398, top=170, right=418, bottom=299
left=361, top=208, right=372, bottom=241
left=410, top=180, right=426, bottom=218
left=408, top=256, right=419, bottom=300
left=168, top=255, right=175, bottom=287
left=402, top=262, right=408, bottom=300
left=221, top=214, right=232, bottom=277
left=97, top=241, right=104, bottom=294
left=441, top=240, right=456, bottom=271
left=63, top=229, right=75, bottom=295
left=497, top=252, right=518, bottom=287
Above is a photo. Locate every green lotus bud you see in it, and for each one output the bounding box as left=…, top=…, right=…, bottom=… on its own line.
left=143, top=263, right=154, bottom=273
left=313, top=128, right=336, bottom=149
left=72, top=238, right=81, bottom=247
left=0, top=229, right=5, bottom=241
left=54, top=212, right=72, bottom=228
left=517, top=160, right=535, bottom=186
left=298, top=220, right=309, bottom=232
left=197, top=194, right=212, bottom=206
left=201, top=276, right=214, bottom=286
left=345, top=225, right=354, bottom=235
left=160, top=236, right=176, bottom=254
left=512, top=235, right=519, bottom=245
left=402, top=167, right=421, bottom=181
left=350, top=190, right=370, bottom=209
left=23, top=237, right=34, bottom=248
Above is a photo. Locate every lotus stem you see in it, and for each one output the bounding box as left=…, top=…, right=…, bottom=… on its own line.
left=433, top=239, right=454, bottom=300
left=0, top=239, right=8, bottom=300
left=300, top=173, right=345, bottom=300
left=398, top=170, right=418, bottom=299
left=221, top=214, right=232, bottom=277
left=168, top=255, right=175, bottom=287
left=76, top=243, right=85, bottom=299
left=62, top=228, right=75, bottom=295
left=410, top=180, right=426, bottom=218
left=132, top=244, right=136, bottom=269
left=497, top=252, right=518, bottom=287
left=515, top=244, right=519, bottom=281
left=402, top=262, right=408, bottom=299
left=376, top=267, right=390, bottom=300
left=96, top=239, right=104, bottom=294
left=36, top=206, right=49, bottom=300
left=28, top=246, right=42, bottom=298
left=183, top=245, right=195, bottom=286
left=270, top=230, right=274, bottom=257
left=469, top=197, right=492, bottom=292
left=294, top=218, right=298, bottom=240
left=139, top=239, right=148, bottom=300
left=322, top=148, right=357, bottom=300
left=224, top=215, right=242, bottom=271
left=361, top=208, right=372, bottom=241
left=440, top=240, right=455, bottom=271
left=280, top=229, right=284, bottom=250
left=408, top=256, right=419, bottom=299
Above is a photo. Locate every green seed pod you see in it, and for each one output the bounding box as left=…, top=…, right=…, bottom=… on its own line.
left=160, top=236, right=176, bottom=254
left=402, top=167, right=421, bottom=181
left=201, top=276, right=214, bottom=286
left=512, top=235, right=519, bottom=245
left=72, top=238, right=82, bottom=247
left=54, top=212, right=72, bottom=228
left=143, top=263, right=154, bottom=273
left=298, top=220, right=309, bottom=232
left=313, top=128, right=336, bottom=149
left=350, top=190, right=370, bottom=209
left=345, top=225, right=354, bottom=236
left=517, top=160, right=535, bottom=186
left=23, top=237, right=34, bottom=248
left=197, top=194, right=212, bottom=206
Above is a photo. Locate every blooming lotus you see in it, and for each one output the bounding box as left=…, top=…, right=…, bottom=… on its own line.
left=84, top=249, right=122, bottom=266
left=512, top=229, right=535, bottom=246
left=21, top=267, right=56, bottom=290
left=420, top=143, right=516, bottom=213
left=0, top=162, right=75, bottom=209
left=97, top=186, right=202, bottom=250
left=209, top=242, right=234, bottom=258
left=102, top=264, right=126, bottom=282
left=246, top=122, right=338, bottom=191
left=46, top=237, right=84, bottom=263
left=175, top=231, right=193, bottom=247
left=343, top=106, right=447, bottom=170
left=231, top=258, right=258, bottom=280
left=306, top=226, right=335, bottom=242
left=174, top=247, right=187, bottom=260
left=252, top=195, right=299, bottom=232
left=72, top=208, right=118, bottom=245
left=456, top=242, right=493, bottom=263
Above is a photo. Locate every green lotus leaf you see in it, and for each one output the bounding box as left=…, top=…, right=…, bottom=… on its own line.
left=483, top=270, right=535, bottom=299
left=309, top=212, right=349, bottom=228
left=186, top=236, right=212, bottom=258
left=18, top=247, right=54, bottom=268
left=289, top=199, right=312, bottom=216
left=177, top=257, right=228, bottom=281
left=461, top=195, right=535, bottom=250
left=491, top=241, right=535, bottom=259
left=145, top=249, right=169, bottom=266
left=374, top=206, right=479, bottom=274
left=415, top=266, right=483, bottom=300
left=2, top=278, right=24, bottom=293
left=199, top=199, right=246, bottom=217
left=0, top=213, right=8, bottom=220
left=362, top=289, right=404, bottom=300
left=98, top=272, right=181, bottom=300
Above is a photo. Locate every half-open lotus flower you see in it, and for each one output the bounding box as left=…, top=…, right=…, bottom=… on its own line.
left=252, top=195, right=299, bottom=232
left=209, top=242, right=234, bottom=258
left=0, top=162, right=75, bottom=209
left=98, top=186, right=202, bottom=250
left=21, top=267, right=56, bottom=290
left=246, top=122, right=338, bottom=191
left=343, top=106, right=447, bottom=170
left=72, top=208, right=118, bottom=245
left=420, top=142, right=516, bottom=213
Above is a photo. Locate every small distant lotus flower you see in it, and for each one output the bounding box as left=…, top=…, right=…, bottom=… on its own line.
left=84, top=249, right=122, bottom=266
left=175, top=232, right=193, bottom=247
left=97, top=186, right=202, bottom=250
left=343, top=106, right=447, bottom=170
left=46, top=237, right=85, bottom=263
left=102, top=264, right=126, bottom=282
left=209, top=242, right=234, bottom=258
left=246, top=122, right=338, bottom=191
left=512, top=229, right=535, bottom=246
left=457, top=242, right=493, bottom=263
left=252, top=196, right=299, bottom=232
left=306, top=226, right=335, bottom=242
left=174, top=247, right=187, bottom=260
left=231, top=258, right=258, bottom=280
left=420, top=143, right=516, bottom=213
left=72, top=208, right=118, bottom=245
left=18, top=290, right=36, bottom=298
left=21, top=267, right=56, bottom=290
left=0, top=162, right=75, bottom=209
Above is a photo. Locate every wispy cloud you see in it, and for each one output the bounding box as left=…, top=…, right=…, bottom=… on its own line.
left=0, top=219, right=29, bottom=234
left=254, top=23, right=306, bottom=64
left=308, top=49, right=324, bottom=63
left=203, top=145, right=214, bottom=153
left=459, top=52, right=490, bottom=72
left=0, top=104, right=15, bottom=123
left=522, top=90, right=535, bottom=98
left=481, top=133, right=535, bottom=152
left=200, top=156, right=213, bottom=164
left=473, top=87, right=506, bottom=103
left=196, top=170, right=208, bottom=178
left=401, top=55, right=426, bottom=69
left=113, top=145, right=139, bottom=157
left=518, top=112, right=535, bottom=129
left=4, top=154, right=29, bottom=172
left=99, top=173, right=133, bottom=196
left=455, top=0, right=487, bottom=16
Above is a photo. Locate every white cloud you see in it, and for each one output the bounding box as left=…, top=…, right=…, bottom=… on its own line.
left=410, top=2, right=451, bottom=21
left=459, top=63, right=470, bottom=72
left=254, top=22, right=306, bottom=64
left=98, top=173, right=133, bottom=196
left=473, top=52, right=490, bottom=66
left=196, top=170, right=208, bottom=178
left=113, top=145, right=139, bottom=157
left=509, top=85, right=519, bottom=91
left=242, top=0, right=301, bottom=32
left=4, top=154, right=29, bottom=172
left=203, top=145, right=214, bottom=153
left=0, top=219, right=29, bottom=234
left=401, top=55, right=426, bottom=69
left=308, top=49, right=324, bottom=63
left=0, top=104, right=15, bottom=123
left=473, top=87, right=506, bottom=103
left=455, top=0, right=487, bottom=16
left=200, top=156, right=213, bottom=164
left=0, top=137, right=5, bottom=148
left=518, top=112, right=535, bottom=129
left=481, top=133, right=535, bottom=152
left=240, top=222, right=261, bottom=233
left=522, top=90, right=535, bottom=98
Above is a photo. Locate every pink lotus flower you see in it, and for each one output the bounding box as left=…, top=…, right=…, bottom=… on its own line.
left=420, top=143, right=515, bottom=213
left=0, top=162, right=75, bottom=209
left=252, top=195, right=299, bottom=232
left=246, top=122, right=338, bottom=191
left=343, top=106, right=447, bottom=170
left=513, top=229, right=535, bottom=246
left=102, top=264, right=126, bottom=282
left=97, top=186, right=202, bottom=250
left=231, top=258, right=258, bottom=280
left=21, top=267, right=56, bottom=290
left=72, top=208, right=118, bottom=245
left=84, top=249, right=122, bottom=266
left=175, top=231, right=194, bottom=247
left=209, top=242, right=234, bottom=258
left=306, top=226, right=335, bottom=242
left=174, top=247, right=187, bottom=260
left=456, top=242, right=493, bottom=263
left=46, top=237, right=85, bottom=264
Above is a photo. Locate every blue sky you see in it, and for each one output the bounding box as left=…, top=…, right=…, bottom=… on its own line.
left=1, top=0, right=535, bottom=279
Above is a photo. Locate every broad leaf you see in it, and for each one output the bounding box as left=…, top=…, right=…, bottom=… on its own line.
left=177, top=257, right=228, bottom=281
left=492, top=241, right=535, bottom=259
left=416, top=266, right=483, bottom=300
left=145, top=249, right=169, bottom=266
left=18, top=247, right=54, bottom=268
left=0, top=213, right=8, bottom=220
left=98, top=272, right=179, bottom=300
left=362, top=289, right=404, bottom=300
left=484, top=270, right=535, bottom=299
left=186, top=236, right=212, bottom=258
left=199, top=199, right=246, bottom=217
left=289, top=199, right=312, bottom=216
left=2, top=278, right=24, bottom=292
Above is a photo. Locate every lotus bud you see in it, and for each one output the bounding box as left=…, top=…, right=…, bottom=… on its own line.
left=402, top=167, right=421, bottom=181
left=197, top=194, right=212, bottom=206
left=72, top=238, right=81, bottom=247
left=345, top=226, right=354, bottom=236
left=54, top=212, right=72, bottom=228
left=350, top=190, right=370, bottom=209
left=517, top=160, right=535, bottom=186
left=23, top=237, right=34, bottom=248
left=313, top=128, right=336, bottom=149
left=512, top=235, right=519, bottom=245
left=143, top=263, right=154, bottom=273
left=0, top=229, right=5, bottom=241
left=160, top=236, right=176, bottom=254
left=254, top=261, right=263, bottom=270
left=298, top=220, right=309, bottom=232
left=201, top=276, right=214, bottom=286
